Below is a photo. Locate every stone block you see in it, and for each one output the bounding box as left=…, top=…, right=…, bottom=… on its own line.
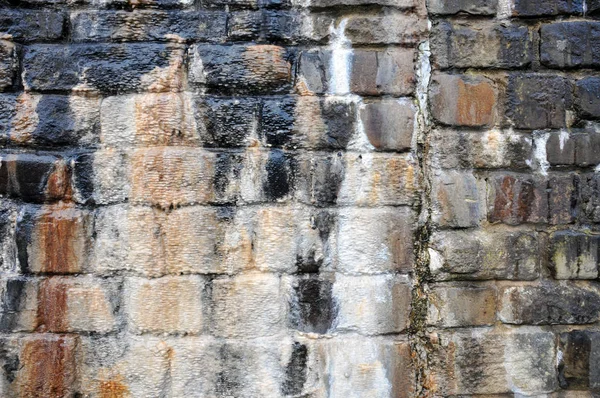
left=210, top=273, right=285, bottom=338
left=541, top=22, right=600, bottom=69
left=126, top=276, right=204, bottom=334
left=549, top=231, right=599, bottom=279
left=227, top=10, right=301, bottom=43
left=0, top=278, right=39, bottom=332
left=288, top=275, right=337, bottom=334
left=0, top=10, right=65, bottom=43
left=499, top=283, right=600, bottom=324
left=428, top=0, right=497, bottom=14
left=23, top=44, right=185, bottom=93
left=37, top=276, right=120, bottom=333
left=71, top=10, right=227, bottom=43
left=0, top=153, right=71, bottom=204
left=506, top=73, right=572, bottom=129
left=487, top=173, right=548, bottom=225
left=359, top=99, right=415, bottom=151
left=430, top=73, right=498, bottom=127
left=432, top=170, right=483, bottom=228
left=576, top=77, right=600, bottom=118
left=558, top=330, right=600, bottom=390
left=189, top=44, right=292, bottom=94
left=0, top=41, right=17, bottom=92
left=513, top=0, right=584, bottom=15
left=196, top=96, right=258, bottom=148
left=432, top=20, right=531, bottom=69
left=16, top=204, right=93, bottom=274
left=428, top=284, right=496, bottom=327
left=344, top=13, right=427, bottom=44
left=429, top=230, right=540, bottom=281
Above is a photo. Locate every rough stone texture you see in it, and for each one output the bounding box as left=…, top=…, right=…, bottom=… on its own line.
left=1, top=0, right=599, bottom=396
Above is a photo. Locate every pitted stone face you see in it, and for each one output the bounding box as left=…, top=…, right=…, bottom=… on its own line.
left=0, top=0, right=598, bottom=395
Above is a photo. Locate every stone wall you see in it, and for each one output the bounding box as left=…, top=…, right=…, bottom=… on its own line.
left=0, top=0, right=598, bottom=395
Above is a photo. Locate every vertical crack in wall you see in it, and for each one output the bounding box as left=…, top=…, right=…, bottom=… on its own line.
left=410, top=37, right=434, bottom=397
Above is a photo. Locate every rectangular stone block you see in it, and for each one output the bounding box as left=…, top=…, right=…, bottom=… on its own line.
left=428, top=0, right=497, bottom=14
left=428, top=284, right=496, bottom=327
left=23, top=44, right=185, bottom=93
left=0, top=41, right=17, bottom=91
left=513, top=0, right=584, bottom=15
left=506, top=73, right=572, bottom=129
left=100, top=93, right=198, bottom=147
left=0, top=153, right=71, bottom=204
left=0, top=277, right=39, bottom=332
left=549, top=231, right=599, bottom=279
left=296, top=47, right=415, bottom=96
left=209, top=273, right=285, bottom=338
left=487, top=173, right=548, bottom=225
left=430, top=73, right=498, bottom=127
left=227, top=10, right=301, bottom=43
left=71, top=150, right=130, bottom=205
left=429, top=230, right=540, bottom=281
left=432, top=330, right=557, bottom=395
left=0, top=10, right=65, bottom=43
left=37, top=276, right=120, bottom=333
left=359, top=99, right=415, bottom=152
left=541, top=22, right=600, bottom=69
left=288, top=275, right=336, bottom=334
left=432, top=170, right=484, bottom=228
left=579, top=173, right=600, bottom=223
left=196, top=96, right=259, bottom=148
left=125, top=276, right=204, bottom=334
left=334, top=274, right=411, bottom=335
left=558, top=330, right=600, bottom=390
left=306, top=0, right=416, bottom=7
left=0, top=202, right=17, bottom=275
left=71, top=11, right=227, bottom=43
left=431, top=128, right=532, bottom=169
left=0, top=335, right=78, bottom=398
left=189, top=44, right=292, bottom=94
left=499, top=283, right=600, bottom=324
left=343, top=13, right=427, bottom=44
left=576, top=77, right=600, bottom=118
left=432, top=20, right=531, bottom=69
left=78, top=336, right=170, bottom=398
left=548, top=173, right=578, bottom=224
left=16, top=204, right=93, bottom=274
left=336, top=207, right=414, bottom=273
left=1, top=94, right=101, bottom=147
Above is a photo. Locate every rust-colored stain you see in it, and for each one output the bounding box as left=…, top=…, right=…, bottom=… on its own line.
left=45, top=159, right=72, bottom=201
left=243, top=45, right=291, bottom=83
left=34, top=205, right=85, bottom=273
left=456, top=79, right=495, bottom=126
left=37, top=278, right=69, bottom=332
left=99, top=377, right=130, bottom=398
left=19, top=336, right=76, bottom=398
left=492, top=175, right=515, bottom=222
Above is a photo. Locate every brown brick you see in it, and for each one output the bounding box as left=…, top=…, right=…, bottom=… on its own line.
left=359, top=99, right=415, bottom=151
left=487, top=173, right=548, bottom=225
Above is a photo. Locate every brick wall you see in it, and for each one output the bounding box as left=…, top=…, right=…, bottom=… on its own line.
left=0, top=0, right=597, bottom=395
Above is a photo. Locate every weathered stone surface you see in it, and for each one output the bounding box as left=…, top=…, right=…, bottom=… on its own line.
left=37, top=276, right=119, bottom=333
left=0, top=153, right=71, bottom=204
left=428, top=0, right=497, bottom=14
left=307, top=0, right=416, bottom=7
left=71, top=11, right=228, bottom=43
left=432, top=20, right=531, bottom=69
left=513, top=0, right=584, bottom=15
left=297, top=48, right=416, bottom=96
left=126, top=276, right=204, bottom=334
left=23, top=44, right=185, bottom=94
left=189, top=44, right=292, bottom=94
left=0, top=10, right=65, bottom=43
left=198, top=96, right=258, bottom=148
left=541, top=22, right=600, bottom=68
left=487, top=173, right=548, bottom=225
left=430, top=73, right=498, bottom=127
left=506, top=74, right=572, bottom=129
left=433, top=330, right=557, bottom=395
left=432, top=170, right=483, bottom=228
left=16, top=204, right=93, bottom=274
left=431, top=128, right=532, bottom=169
left=210, top=273, right=285, bottom=338
left=549, top=231, right=599, bottom=279
left=576, top=77, right=600, bottom=118
left=428, top=284, right=497, bottom=327
left=359, top=99, right=415, bottom=151
left=499, top=283, right=600, bottom=324
left=0, top=278, right=39, bottom=332
left=228, top=10, right=302, bottom=42
left=344, top=13, right=427, bottom=44
left=0, top=41, right=17, bottom=91
left=558, top=330, right=600, bottom=390
left=429, top=229, right=540, bottom=281
left=333, top=274, right=411, bottom=334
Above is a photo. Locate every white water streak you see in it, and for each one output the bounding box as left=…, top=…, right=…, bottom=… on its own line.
left=328, top=19, right=352, bottom=96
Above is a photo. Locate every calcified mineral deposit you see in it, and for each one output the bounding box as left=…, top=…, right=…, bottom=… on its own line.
left=0, top=0, right=599, bottom=396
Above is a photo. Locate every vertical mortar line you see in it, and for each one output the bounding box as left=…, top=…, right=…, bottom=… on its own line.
left=409, top=33, right=434, bottom=397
